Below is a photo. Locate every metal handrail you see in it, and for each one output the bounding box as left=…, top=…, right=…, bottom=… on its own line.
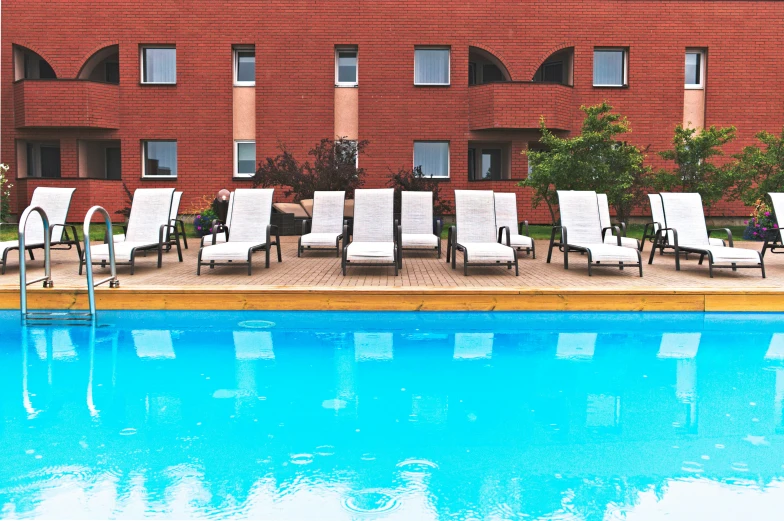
left=19, top=206, right=53, bottom=318
left=83, top=206, right=119, bottom=317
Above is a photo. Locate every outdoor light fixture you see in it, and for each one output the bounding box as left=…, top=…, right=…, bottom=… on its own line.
left=218, top=189, right=231, bottom=202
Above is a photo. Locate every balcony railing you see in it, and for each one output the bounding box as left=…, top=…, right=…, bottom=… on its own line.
left=468, top=82, right=574, bottom=132
left=14, top=79, right=119, bottom=129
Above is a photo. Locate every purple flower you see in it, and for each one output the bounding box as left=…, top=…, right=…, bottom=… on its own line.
left=763, top=227, right=768, bottom=231
left=765, top=211, right=771, bottom=217
left=775, top=224, right=779, bottom=229
left=744, top=220, right=748, bottom=225
left=197, top=214, right=202, bottom=219
left=197, top=226, right=202, bottom=231
left=753, top=232, right=758, bottom=236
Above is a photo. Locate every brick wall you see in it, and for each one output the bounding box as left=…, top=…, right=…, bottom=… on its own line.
left=2, top=0, right=783, bottom=224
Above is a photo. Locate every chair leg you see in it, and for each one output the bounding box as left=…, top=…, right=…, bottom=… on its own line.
left=531, top=241, right=536, bottom=260
left=564, top=248, right=569, bottom=270
left=29, top=250, right=35, bottom=261
left=265, top=246, right=270, bottom=268
left=297, top=238, right=302, bottom=258
left=276, top=241, right=282, bottom=263
left=157, top=244, right=163, bottom=268
left=179, top=221, right=188, bottom=249
left=761, top=258, right=766, bottom=278
left=130, top=254, right=135, bottom=276
left=437, top=240, right=441, bottom=259
left=674, top=249, right=681, bottom=271
left=175, top=234, right=183, bottom=262
left=249, top=254, right=253, bottom=275
left=1, top=250, right=7, bottom=275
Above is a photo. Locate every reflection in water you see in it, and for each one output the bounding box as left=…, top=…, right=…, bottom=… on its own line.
left=1, top=311, right=784, bottom=520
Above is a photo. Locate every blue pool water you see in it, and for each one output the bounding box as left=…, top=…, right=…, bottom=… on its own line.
left=1, top=311, right=784, bottom=520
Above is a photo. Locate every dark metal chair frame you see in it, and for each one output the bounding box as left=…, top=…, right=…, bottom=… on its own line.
left=505, top=220, right=536, bottom=259
left=341, top=221, right=402, bottom=276
left=1, top=222, right=83, bottom=275
left=648, top=227, right=765, bottom=278
left=762, top=228, right=784, bottom=258
left=80, top=223, right=181, bottom=276
left=166, top=218, right=188, bottom=250
left=547, top=225, right=643, bottom=277
left=446, top=225, right=519, bottom=276
left=197, top=224, right=281, bottom=276
left=297, top=218, right=346, bottom=258
left=401, top=217, right=443, bottom=259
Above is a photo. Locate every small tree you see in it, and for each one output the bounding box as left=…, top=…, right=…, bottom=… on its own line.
left=653, top=124, right=736, bottom=212
left=520, top=102, right=649, bottom=224
left=387, top=166, right=453, bottom=216
left=728, top=127, right=784, bottom=207
left=253, top=138, right=368, bottom=200
left=0, top=163, right=12, bottom=223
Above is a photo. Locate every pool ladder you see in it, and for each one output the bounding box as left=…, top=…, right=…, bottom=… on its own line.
left=20, top=205, right=119, bottom=324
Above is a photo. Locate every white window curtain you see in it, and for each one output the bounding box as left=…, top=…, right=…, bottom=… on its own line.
left=145, top=141, right=177, bottom=176
left=685, top=52, right=700, bottom=86
left=593, top=50, right=624, bottom=86
left=144, top=48, right=176, bottom=83
left=415, top=49, right=449, bottom=85
left=414, top=142, right=449, bottom=178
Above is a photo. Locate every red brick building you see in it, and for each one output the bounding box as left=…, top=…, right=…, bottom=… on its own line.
left=2, top=0, right=783, bottom=223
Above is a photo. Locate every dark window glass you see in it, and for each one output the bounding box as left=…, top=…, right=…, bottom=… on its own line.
left=482, top=64, right=504, bottom=83
left=468, top=63, right=476, bottom=86
left=39, top=61, right=56, bottom=79
left=481, top=149, right=502, bottom=180
left=236, top=50, right=255, bottom=83
left=144, top=141, right=177, bottom=176
left=105, top=62, right=120, bottom=84
left=468, top=149, right=476, bottom=179
left=337, top=50, right=357, bottom=84
left=236, top=142, right=256, bottom=175
left=106, top=147, right=122, bottom=179
left=40, top=146, right=61, bottom=178
left=542, top=61, right=563, bottom=83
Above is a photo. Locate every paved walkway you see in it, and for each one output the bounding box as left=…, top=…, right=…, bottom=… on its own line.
left=0, top=237, right=778, bottom=290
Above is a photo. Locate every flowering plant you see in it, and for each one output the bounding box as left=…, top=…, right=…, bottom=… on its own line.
left=188, top=195, right=220, bottom=237
left=0, top=163, right=13, bottom=223
left=742, top=199, right=778, bottom=241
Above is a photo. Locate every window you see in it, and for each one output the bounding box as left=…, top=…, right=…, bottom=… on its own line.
left=335, top=47, right=358, bottom=86
left=685, top=50, right=704, bottom=89
left=25, top=142, right=61, bottom=178
left=468, top=143, right=510, bottom=181
left=593, top=48, right=627, bottom=87
left=414, top=141, right=449, bottom=178
left=141, top=47, right=176, bottom=84
left=414, top=48, right=450, bottom=85
left=105, top=147, right=122, bottom=180
left=142, top=141, right=177, bottom=177
left=468, top=63, right=476, bottom=85
left=234, top=141, right=256, bottom=177
left=542, top=61, right=563, bottom=83
left=234, top=47, right=255, bottom=86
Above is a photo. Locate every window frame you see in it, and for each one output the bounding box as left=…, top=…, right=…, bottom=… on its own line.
left=233, top=46, right=256, bottom=87
left=141, top=140, right=178, bottom=178
left=685, top=49, right=705, bottom=90
left=413, top=140, right=450, bottom=179
left=414, top=47, right=451, bottom=86
left=140, top=45, right=176, bottom=85
left=593, top=48, right=628, bottom=88
left=335, top=47, right=358, bottom=87
left=234, top=140, right=256, bottom=178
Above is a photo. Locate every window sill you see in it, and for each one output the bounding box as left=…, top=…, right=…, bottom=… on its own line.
left=468, top=178, right=516, bottom=182
left=335, top=84, right=358, bottom=88
left=233, top=176, right=255, bottom=181
left=684, top=85, right=704, bottom=90
left=140, top=176, right=178, bottom=180
left=139, top=82, right=177, bottom=86
left=414, top=83, right=451, bottom=87
left=234, top=82, right=256, bottom=87
left=592, top=84, right=629, bottom=89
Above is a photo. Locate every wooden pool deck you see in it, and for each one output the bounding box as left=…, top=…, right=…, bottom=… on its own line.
left=0, top=237, right=782, bottom=312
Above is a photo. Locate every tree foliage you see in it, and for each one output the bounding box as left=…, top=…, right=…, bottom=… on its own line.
left=253, top=138, right=368, bottom=201
left=520, top=102, right=649, bottom=224
left=652, top=124, right=736, bottom=211
left=387, top=166, right=453, bottom=216
left=727, top=127, right=784, bottom=207
left=0, top=163, right=12, bottom=222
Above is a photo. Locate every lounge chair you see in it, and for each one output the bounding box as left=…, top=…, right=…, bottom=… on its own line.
left=597, top=193, right=639, bottom=250
left=641, top=193, right=724, bottom=252
left=494, top=192, right=535, bottom=258
left=298, top=191, right=345, bottom=257
left=85, top=188, right=180, bottom=275
left=762, top=193, right=784, bottom=257
left=547, top=191, right=642, bottom=276
left=400, top=191, right=442, bottom=258
left=1, top=187, right=80, bottom=274
left=197, top=188, right=280, bottom=275
left=342, top=188, right=400, bottom=275
left=648, top=193, right=764, bottom=277
left=447, top=190, right=518, bottom=276
left=200, top=192, right=234, bottom=247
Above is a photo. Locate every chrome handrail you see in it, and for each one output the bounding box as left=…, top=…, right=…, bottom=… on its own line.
left=18, top=206, right=53, bottom=318
left=83, top=206, right=119, bottom=317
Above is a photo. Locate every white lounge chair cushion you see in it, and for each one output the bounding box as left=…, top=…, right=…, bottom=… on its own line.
left=460, top=242, right=515, bottom=262
left=401, top=233, right=439, bottom=248
left=401, top=192, right=434, bottom=235
left=709, top=237, right=725, bottom=247
left=346, top=241, right=395, bottom=261
left=508, top=234, right=533, bottom=248
left=680, top=245, right=761, bottom=264
left=200, top=242, right=266, bottom=262
left=603, top=235, right=639, bottom=249
left=200, top=232, right=228, bottom=246
left=91, top=242, right=158, bottom=262
left=0, top=240, right=22, bottom=255
left=301, top=232, right=341, bottom=247
left=572, top=243, right=640, bottom=263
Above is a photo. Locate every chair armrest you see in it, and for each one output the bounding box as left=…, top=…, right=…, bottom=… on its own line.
left=434, top=217, right=443, bottom=238
left=342, top=223, right=350, bottom=251
left=519, top=220, right=530, bottom=237
left=448, top=225, right=456, bottom=247
left=618, top=222, right=628, bottom=236
left=551, top=225, right=566, bottom=245
left=302, top=219, right=312, bottom=235
left=499, top=226, right=511, bottom=247
left=158, top=224, right=170, bottom=245
left=601, top=226, right=622, bottom=245
left=708, top=228, right=733, bottom=247
left=657, top=227, right=679, bottom=247
left=396, top=221, right=402, bottom=247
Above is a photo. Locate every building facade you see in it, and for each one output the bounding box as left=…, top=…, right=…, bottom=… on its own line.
left=2, top=0, right=783, bottom=222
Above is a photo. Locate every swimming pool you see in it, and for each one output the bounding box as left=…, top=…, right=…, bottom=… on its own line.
left=1, top=310, right=783, bottom=520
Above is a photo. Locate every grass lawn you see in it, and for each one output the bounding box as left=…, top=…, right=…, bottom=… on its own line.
left=0, top=223, right=205, bottom=242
